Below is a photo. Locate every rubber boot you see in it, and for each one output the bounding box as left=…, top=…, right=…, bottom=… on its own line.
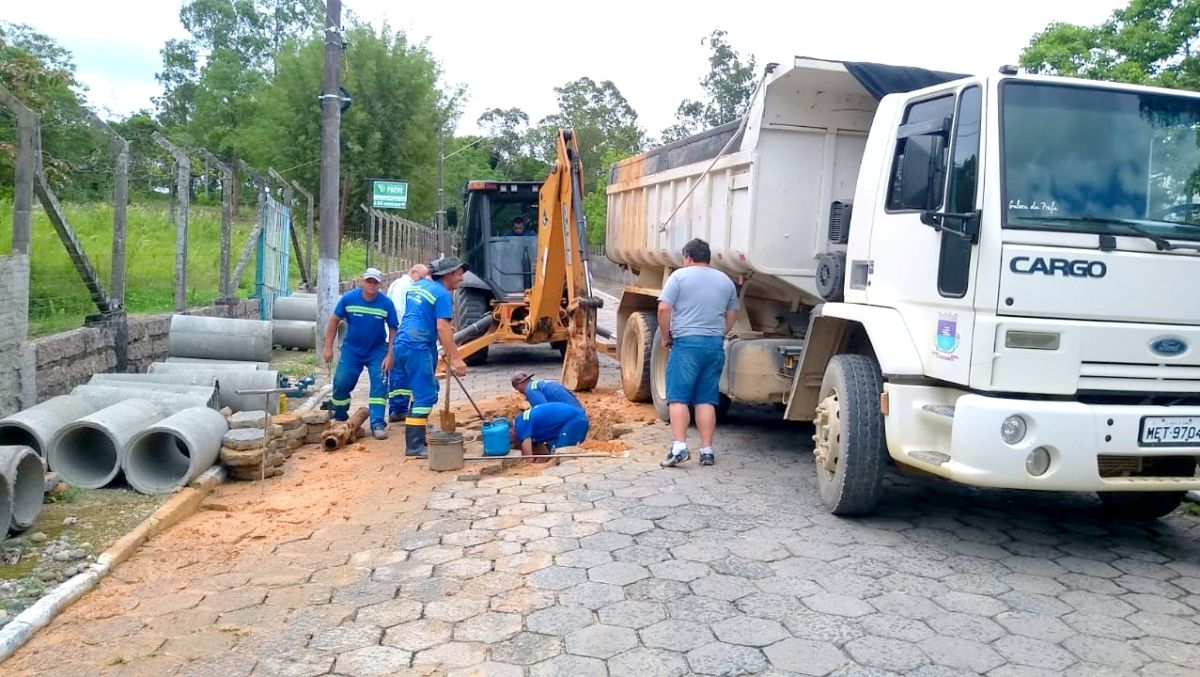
left=405, top=424, right=428, bottom=457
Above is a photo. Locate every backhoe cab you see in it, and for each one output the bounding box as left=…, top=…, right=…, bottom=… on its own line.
left=451, top=129, right=602, bottom=391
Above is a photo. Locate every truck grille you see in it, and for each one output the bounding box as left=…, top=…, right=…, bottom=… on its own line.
left=1097, top=455, right=1197, bottom=478
left=1080, top=361, right=1200, bottom=393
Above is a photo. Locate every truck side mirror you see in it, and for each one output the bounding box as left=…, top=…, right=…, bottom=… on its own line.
left=447, top=206, right=458, bottom=228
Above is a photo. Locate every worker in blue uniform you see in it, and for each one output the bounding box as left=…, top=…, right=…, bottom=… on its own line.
left=509, top=401, right=590, bottom=457
left=322, top=267, right=398, bottom=440
left=510, top=371, right=584, bottom=412
left=391, top=256, right=469, bottom=456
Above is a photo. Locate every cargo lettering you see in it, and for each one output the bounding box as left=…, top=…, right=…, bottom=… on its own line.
left=1009, top=256, right=1107, bottom=278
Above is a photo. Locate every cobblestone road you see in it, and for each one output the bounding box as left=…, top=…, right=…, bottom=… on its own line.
left=9, top=286, right=1200, bottom=676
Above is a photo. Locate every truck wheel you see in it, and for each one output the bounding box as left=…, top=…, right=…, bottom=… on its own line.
left=454, top=289, right=491, bottom=366
left=1097, top=457, right=1193, bottom=518
left=650, top=326, right=670, bottom=422
left=621, top=311, right=656, bottom=402
left=813, top=354, right=887, bottom=516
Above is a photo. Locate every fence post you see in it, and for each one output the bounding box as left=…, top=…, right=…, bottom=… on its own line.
left=153, top=133, right=191, bottom=312
left=269, top=168, right=310, bottom=289
left=291, top=180, right=315, bottom=291
left=0, top=84, right=36, bottom=255
left=80, top=110, right=131, bottom=369
left=197, top=150, right=234, bottom=303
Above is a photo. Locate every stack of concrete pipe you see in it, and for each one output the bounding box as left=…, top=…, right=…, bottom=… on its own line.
left=0, top=395, right=100, bottom=457
left=0, top=446, right=44, bottom=535
left=91, top=370, right=281, bottom=414
left=271, top=294, right=318, bottom=351
left=168, top=315, right=273, bottom=362
left=163, top=357, right=270, bottom=370
left=124, top=407, right=228, bottom=495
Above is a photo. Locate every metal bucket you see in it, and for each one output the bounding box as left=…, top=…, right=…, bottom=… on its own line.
left=427, top=430, right=464, bottom=471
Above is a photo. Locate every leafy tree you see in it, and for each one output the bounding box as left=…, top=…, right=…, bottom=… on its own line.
left=1020, top=0, right=1200, bottom=89
left=477, top=107, right=547, bottom=179
left=536, top=77, right=644, bottom=193
left=662, top=30, right=757, bottom=143
left=582, top=147, right=632, bottom=247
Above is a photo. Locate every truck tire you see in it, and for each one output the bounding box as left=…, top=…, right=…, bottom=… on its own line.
left=621, top=311, right=656, bottom=402
left=1097, top=457, right=1193, bottom=519
left=454, top=289, right=491, bottom=366
left=650, top=327, right=670, bottom=422
left=813, top=354, right=887, bottom=516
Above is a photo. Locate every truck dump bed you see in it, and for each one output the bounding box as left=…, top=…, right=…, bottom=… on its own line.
left=605, top=57, right=963, bottom=305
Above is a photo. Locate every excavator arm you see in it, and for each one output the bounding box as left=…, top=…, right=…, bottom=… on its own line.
left=531, top=129, right=601, bottom=390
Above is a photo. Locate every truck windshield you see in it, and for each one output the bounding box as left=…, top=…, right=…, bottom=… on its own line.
left=1002, top=81, right=1200, bottom=241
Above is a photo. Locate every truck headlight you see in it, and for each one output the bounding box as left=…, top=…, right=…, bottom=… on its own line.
left=1001, top=415, right=1027, bottom=445
left=1026, top=447, right=1051, bottom=476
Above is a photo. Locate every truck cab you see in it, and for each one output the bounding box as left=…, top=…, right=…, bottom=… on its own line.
left=606, top=57, right=1200, bottom=518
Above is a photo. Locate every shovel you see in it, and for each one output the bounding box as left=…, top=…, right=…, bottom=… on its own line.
left=438, top=355, right=456, bottom=432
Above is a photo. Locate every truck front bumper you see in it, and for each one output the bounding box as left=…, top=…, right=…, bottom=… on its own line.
left=885, top=385, right=1200, bottom=492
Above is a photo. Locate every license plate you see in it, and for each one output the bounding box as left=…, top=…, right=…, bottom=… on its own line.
left=1140, top=417, right=1200, bottom=446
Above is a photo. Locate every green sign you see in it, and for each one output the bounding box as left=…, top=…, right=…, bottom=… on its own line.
left=371, top=179, right=408, bottom=209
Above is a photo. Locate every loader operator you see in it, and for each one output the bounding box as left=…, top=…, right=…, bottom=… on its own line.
left=510, top=371, right=584, bottom=412
left=391, top=256, right=469, bottom=457
left=322, top=267, right=399, bottom=441
left=509, top=401, right=590, bottom=458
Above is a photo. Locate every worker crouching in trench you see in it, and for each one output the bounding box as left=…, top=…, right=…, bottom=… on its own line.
left=509, top=402, right=590, bottom=461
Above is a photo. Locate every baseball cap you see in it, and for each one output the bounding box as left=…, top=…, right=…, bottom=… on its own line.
left=363, top=267, right=383, bottom=282
left=511, top=371, right=534, bottom=388
left=430, top=256, right=467, bottom=277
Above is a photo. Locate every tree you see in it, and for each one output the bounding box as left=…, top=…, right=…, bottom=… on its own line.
left=476, top=107, right=547, bottom=179
left=582, top=147, right=632, bottom=247
left=662, top=30, right=757, bottom=143
left=1020, top=0, right=1200, bottom=89
left=536, top=77, right=644, bottom=193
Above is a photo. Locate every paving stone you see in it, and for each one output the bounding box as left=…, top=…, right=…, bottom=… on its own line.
left=712, top=616, right=790, bottom=647
left=691, top=574, right=758, bottom=602
left=442, top=529, right=496, bottom=547
left=926, top=611, right=1006, bottom=642
left=526, top=565, right=586, bottom=590
left=495, top=551, right=554, bottom=575
left=525, top=537, right=580, bottom=554
left=383, top=619, right=452, bottom=652
left=668, top=594, right=739, bottom=624
left=565, top=623, right=639, bottom=659
left=555, top=549, right=613, bottom=569
left=1128, top=611, right=1200, bottom=642
left=1000, top=590, right=1074, bottom=617
left=490, top=632, right=563, bottom=666
left=608, top=647, right=691, bottom=677
left=671, top=542, right=730, bottom=563
left=613, top=544, right=670, bottom=566
left=355, top=598, right=422, bottom=628
left=686, top=641, right=768, bottom=676
left=644, top=493, right=691, bottom=507
left=626, top=576, right=692, bottom=602
left=918, top=636, right=1005, bottom=672
left=1062, top=611, right=1144, bottom=640
left=994, top=611, right=1075, bottom=643
left=559, top=582, right=625, bottom=609
left=446, top=662, right=525, bottom=677
left=802, top=592, right=874, bottom=618
left=253, top=648, right=334, bottom=677
left=1125, top=593, right=1194, bottom=616
left=640, top=619, right=716, bottom=651
left=933, top=590, right=1008, bottom=616
left=435, top=557, right=494, bottom=579
left=550, top=522, right=601, bottom=538
left=598, top=599, right=666, bottom=629
left=372, top=561, right=435, bottom=584
left=604, top=517, right=655, bottom=535
left=988, top=667, right=1064, bottom=677
left=527, top=605, right=595, bottom=635
left=588, top=561, right=650, bottom=586
left=467, top=571, right=525, bottom=597
left=491, top=588, right=558, bottom=615
left=993, top=635, right=1078, bottom=671
left=411, top=544, right=465, bottom=565
left=412, top=641, right=487, bottom=669
left=453, top=612, right=523, bottom=643
left=763, top=638, right=849, bottom=676
left=1138, top=663, right=1200, bottom=677
left=579, top=531, right=635, bottom=551
left=649, top=559, right=711, bottom=582
left=844, top=635, right=929, bottom=672
left=524, top=512, right=573, bottom=529
left=1132, top=636, right=1200, bottom=667
left=399, top=577, right=462, bottom=603
left=859, top=613, right=934, bottom=642
left=529, top=654, right=607, bottom=677
left=1062, top=634, right=1150, bottom=671
left=424, top=595, right=490, bottom=623
left=711, top=555, right=775, bottom=579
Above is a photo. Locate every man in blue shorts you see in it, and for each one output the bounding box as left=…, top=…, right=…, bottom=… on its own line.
left=391, top=256, right=469, bottom=457
left=322, top=267, right=398, bottom=440
left=509, top=402, right=590, bottom=457
left=657, top=238, right=738, bottom=467
left=510, top=371, right=584, bottom=412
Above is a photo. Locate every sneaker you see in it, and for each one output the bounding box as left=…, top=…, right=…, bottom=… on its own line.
left=405, top=447, right=428, bottom=458
left=699, top=451, right=715, bottom=466
left=387, top=411, right=404, bottom=423
left=372, top=427, right=388, bottom=440
left=660, top=449, right=690, bottom=468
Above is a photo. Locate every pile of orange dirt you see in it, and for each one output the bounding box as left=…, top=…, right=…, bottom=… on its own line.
left=451, top=387, right=656, bottom=441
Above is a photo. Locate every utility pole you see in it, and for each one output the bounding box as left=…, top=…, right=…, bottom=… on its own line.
left=317, top=0, right=343, bottom=360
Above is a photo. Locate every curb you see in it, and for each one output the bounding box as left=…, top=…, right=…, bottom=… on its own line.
left=0, top=465, right=227, bottom=663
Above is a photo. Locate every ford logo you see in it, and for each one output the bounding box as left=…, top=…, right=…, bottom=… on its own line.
left=1150, top=337, right=1188, bottom=356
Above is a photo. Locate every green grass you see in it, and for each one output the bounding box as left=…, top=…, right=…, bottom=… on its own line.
left=0, top=199, right=366, bottom=337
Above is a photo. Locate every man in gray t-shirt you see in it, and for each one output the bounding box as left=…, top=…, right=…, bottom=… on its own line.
left=657, top=238, right=739, bottom=468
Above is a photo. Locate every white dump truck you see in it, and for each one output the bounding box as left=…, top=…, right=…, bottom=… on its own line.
left=606, top=56, right=1200, bottom=517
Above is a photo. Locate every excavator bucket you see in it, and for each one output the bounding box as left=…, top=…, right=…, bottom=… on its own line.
left=561, top=298, right=600, bottom=391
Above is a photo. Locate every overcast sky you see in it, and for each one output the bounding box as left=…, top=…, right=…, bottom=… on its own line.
left=7, top=0, right=1124, bottom=137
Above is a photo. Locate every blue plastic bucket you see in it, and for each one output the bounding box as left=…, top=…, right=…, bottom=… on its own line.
left=482, top=419, right=511, bottom=456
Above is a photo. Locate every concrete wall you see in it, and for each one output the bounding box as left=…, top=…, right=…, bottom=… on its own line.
left=590, top=255, right=635, bottom=287
left=32, top=299, right=260, bottom=401
left=0, top=255, right=35, bottom=416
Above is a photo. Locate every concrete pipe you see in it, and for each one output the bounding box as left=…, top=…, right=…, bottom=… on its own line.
left=272, top=320, right=316, bottom=350
left=168, top=315, right=273, bottom=363
left=49, top=399, right=164, bottom=489
left=90, top=371, right=280, bottom=414
left=0, top=446, right=44, bottom=532
left=0, top=395, right=100, bottom=457
left=71, top=384, right=218, bottom=415
left=272, top=295, right=318, bottom=322
left=124, top=407, right=228, bottom=495
left=149, top=361, right=258, bottom=373
left=164, top=357, right=270, bottom=370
